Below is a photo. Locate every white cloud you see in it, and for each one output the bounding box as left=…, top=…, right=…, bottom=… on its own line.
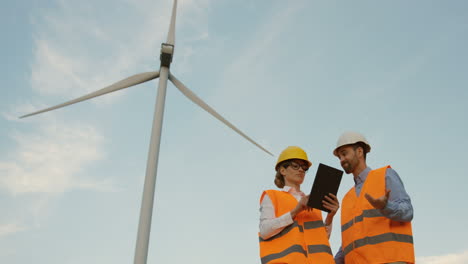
left=28, top=0, right=214, bottom=105
left=0, top=116, right=109, bottom=194
left=0, top=0, right=217, bottom=238
left=2, top=103, right=45, bottom=122
left=30, top=38, right=89, bottom=97
left=418, top=250, right=468, bottom=264
left=200, top=0, right=307, bottom=145
left=222, top=1, right=307, bottom=79
left=10, top=0, right=217, bottom=194
left=0, top=223, right=26, bottom=237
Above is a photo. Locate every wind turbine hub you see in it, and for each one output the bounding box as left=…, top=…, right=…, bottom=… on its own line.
left=160, top=43, right=174, bottom=68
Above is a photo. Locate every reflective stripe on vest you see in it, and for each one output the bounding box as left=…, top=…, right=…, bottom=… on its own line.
left=261, top=244, right=306, bottom=264
left=341, top=209, right=383, bottom=232
left=304, top=220, right=325, bottom=230
left=308, top=244, right=333, bottom=254
left=343, top=232, right=413, bottom=255
left=259, top=219, right=324, bottom=242
left=340, top=166, right=415, bottom=264
left=259, top=190, right=334, bottom=264
left=259, top=221, right=303, bottom=242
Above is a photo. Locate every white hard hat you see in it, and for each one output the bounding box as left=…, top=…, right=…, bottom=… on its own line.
left=333, top=131, right=371, bottom=156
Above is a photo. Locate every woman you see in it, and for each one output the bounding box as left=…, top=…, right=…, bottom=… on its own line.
left=259, top=146, right=339, bottom=264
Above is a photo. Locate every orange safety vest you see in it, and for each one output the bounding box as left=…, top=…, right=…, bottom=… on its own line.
left=259, top=190, right=335, bottom=264
left=341, top=166, right=415, bottom=264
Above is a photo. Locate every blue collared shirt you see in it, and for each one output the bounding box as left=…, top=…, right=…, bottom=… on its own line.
left=334, top=166, right=414, bottom=264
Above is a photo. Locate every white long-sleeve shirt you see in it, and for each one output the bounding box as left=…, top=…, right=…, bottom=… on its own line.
left=259, top=186, right=332, bottom=240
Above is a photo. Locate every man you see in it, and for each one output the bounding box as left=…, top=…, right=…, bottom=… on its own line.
left=333, top=131, right=414, bottom=264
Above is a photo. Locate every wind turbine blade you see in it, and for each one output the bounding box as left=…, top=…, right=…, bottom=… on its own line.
left=20, top=71, right=160, bottom=118
left=169, top=73, right=273, bottom=156
left=166, top=0, right=178, bottom=45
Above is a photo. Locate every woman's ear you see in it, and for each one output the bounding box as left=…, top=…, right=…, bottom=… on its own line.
left=279, top=166, right=286, bottom=176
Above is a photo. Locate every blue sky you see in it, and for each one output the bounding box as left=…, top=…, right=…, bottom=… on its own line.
left=1, top=0, right=468, bottom=263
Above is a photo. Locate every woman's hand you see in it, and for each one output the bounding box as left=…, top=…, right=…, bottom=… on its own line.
left=291, top=195, right=311, bottom=219
left=323, top=193, right=339, bottom=217
left=323, top=193, right=339, bottom=226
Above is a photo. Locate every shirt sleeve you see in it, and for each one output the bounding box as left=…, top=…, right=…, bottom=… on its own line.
left=334, top=246, right=345, bottom=264
left=259, top=194, right=294, bottom=240
left=380, top=168, right=414, bottom=222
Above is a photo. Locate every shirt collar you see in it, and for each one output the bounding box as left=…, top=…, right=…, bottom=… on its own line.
left=354, top=166, right=372, bottom=185
left=282, top=186, right=303, bottom=195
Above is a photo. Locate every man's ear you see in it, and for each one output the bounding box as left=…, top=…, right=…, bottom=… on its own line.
left=356, top=146, right=364, bottom=158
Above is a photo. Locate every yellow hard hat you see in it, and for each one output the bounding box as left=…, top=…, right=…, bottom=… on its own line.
left=275, top=146, right=312, bottom=170
left=333, top=131, right=371, bottom=156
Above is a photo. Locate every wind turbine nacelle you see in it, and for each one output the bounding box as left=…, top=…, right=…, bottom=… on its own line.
left=160, top=43, right=174, bottom=68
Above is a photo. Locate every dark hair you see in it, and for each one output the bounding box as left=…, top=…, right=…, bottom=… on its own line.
left=274, top=160, right=292, bottom=188
left=352, top=142, right=369, bottom=160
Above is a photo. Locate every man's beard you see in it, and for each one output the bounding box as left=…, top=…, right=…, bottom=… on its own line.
left=341, top=161, right=354, bottom=174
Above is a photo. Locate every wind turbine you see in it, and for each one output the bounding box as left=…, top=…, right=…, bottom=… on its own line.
left=20, top=0, right=273, bottom=263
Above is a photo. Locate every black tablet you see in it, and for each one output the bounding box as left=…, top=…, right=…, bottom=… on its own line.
left=307, top=163, right=343, bottom=212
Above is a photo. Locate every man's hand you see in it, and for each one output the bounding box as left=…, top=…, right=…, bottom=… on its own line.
left=365, top=190, right=391, bottom=209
